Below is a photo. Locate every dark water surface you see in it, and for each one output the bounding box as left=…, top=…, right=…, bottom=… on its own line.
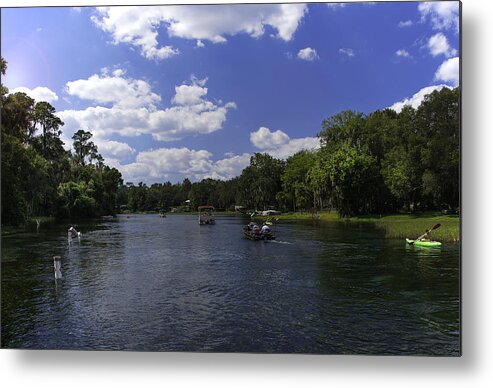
left=1, top=214, right=460, bottom=355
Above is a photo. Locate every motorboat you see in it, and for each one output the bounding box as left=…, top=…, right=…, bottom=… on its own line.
left=243, top=223, right=275, bottom=241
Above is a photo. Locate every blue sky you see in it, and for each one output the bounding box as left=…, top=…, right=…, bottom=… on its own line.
left=1, top=1, right=460, bottom=184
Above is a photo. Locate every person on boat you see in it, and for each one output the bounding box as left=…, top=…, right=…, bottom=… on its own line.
left=252, top=224, right=261, bottom=236
left=261, top=223, right=271, bottom=235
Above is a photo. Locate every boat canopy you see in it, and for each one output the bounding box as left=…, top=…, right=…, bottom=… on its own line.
left=198, top=205, right=215, bottom=210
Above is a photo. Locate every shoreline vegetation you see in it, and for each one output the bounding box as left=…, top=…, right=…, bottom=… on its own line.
left=270, top=211, right=460, bottom=243
left=2, top=57, right=460, bottom=238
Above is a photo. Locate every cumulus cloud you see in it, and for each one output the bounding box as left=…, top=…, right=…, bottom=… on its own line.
left=100, top=126, right=320, bottom=183
left=297, top=47, right=319, bottom=61
left=398, top=20, right=413, bottom=28
left=106, top=147, right=250, bottom=183
left=427, top=32, right=457, bottom=57
left=58, top=73, right=236, bottom=143
left=10, top=86, right=58, bottom=103
left=388, top=84, right=452, bottom=113
left=250, top=126, right=290, bottom=149
left=418, top=1, right=459, bottom=33
left=434, top=56, right=459, bottom=86
left=205, top=153, right=252, bottom=180
left=96, top=140, right=136, bottom=160
left=339, top=48, right=355, bottom=57
left=65, top=71, right=161, bottom=109
left=250, top=127, right=320, bottom=160
left=395, top=49, right=411, bottom=58
left=91, top=4, right=307, bottom=60
left=265, top=137, right=321, bottom=160
left=172, top=77, right=208, bottom=105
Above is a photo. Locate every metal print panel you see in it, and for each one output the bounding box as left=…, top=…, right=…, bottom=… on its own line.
left=0, top=1, right=461, bottom=355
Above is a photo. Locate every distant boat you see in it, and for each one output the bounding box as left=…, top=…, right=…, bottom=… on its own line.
left=198, top=205, right=215, bottom=225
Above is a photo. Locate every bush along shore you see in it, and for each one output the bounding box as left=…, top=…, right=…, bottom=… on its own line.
left=270, top=211, right=460, bottom=243
left=1, top=216, right=57, bottom=236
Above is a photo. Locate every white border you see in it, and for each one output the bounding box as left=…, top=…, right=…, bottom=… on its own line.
left=2, top=0, right=493, bottom=387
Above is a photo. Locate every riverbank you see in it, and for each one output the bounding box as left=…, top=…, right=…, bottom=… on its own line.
left=271, top=211, right=460, bottom=243
left=1, top=216, right=56, bottom=236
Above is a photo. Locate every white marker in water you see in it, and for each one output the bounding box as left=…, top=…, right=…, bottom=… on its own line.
left=54, top=255, right=62, bottom=279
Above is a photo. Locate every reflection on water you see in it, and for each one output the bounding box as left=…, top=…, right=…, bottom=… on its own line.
left=1, top=215, right=460, bottom=355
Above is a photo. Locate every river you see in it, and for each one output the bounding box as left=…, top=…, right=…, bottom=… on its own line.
left=1, top=214, right=460, bottom=355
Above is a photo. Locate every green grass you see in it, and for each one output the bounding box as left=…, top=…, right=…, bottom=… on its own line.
left=1, top=216, right=56, bottom=236
left=351, top=214, right=459, bottom=242
left=273, top=211, right=460, bottom=243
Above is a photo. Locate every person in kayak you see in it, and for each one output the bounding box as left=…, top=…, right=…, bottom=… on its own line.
left=419, top=229, right=435, bottom=242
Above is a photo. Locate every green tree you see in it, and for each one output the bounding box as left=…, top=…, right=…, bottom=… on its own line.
left=72, top=129, right=101, bottom=166
left=32, top=101, right=64, bottom=155
left=415, top=87, right=460, bottom=209
left=279, top=150, right=317, bottom=211
left=238, top=153, right=285, bottom=210
left=322, top=142, right=378, bottom=217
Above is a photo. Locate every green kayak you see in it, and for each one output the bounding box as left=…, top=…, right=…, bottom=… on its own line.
left=406, top=238, right=442, bottom=247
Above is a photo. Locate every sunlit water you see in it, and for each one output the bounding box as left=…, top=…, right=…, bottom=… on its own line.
left=1, top=214, right=460, bottom=355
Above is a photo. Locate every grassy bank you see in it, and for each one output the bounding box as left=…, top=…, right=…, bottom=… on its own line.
left=1, top=216, right=56, bottom=236
left=273, top=211, right=460, bottom=243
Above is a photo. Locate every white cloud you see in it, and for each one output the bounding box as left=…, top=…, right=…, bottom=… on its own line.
left=59, top=73, right=236, bottom=143
left=395, top=49, right=411, bottom=58
left=398, top=20, right=413, bottom=28
left=250, top=127, right=320, bottom=160
left=427, top=33, right=457, bottom=57
left=107, top=147, right=250, bottom=183
left=327, top=4, right=346, bottom=9
left=297, top=47, right=319, bottom=61
left=172, top=79, right=208, bottom=105
left=100, top=126, right=320, bottom=183
left=250, top=126, right=290, bottom=149
left=196, top=39, right=205, bottom=48
left=91, top=4, right=307, bottom=60
left=339, top=48, right=355, bottom=57
left=10, top=86, right=58, bottom=103
left=206, top=153, right=251, bottom=180
left=434, top=56, right=459, bottom=86
left=418, top=1, right=459, bottom=33
left=138, top=147, right=214, bottom=177
left=96, top=140, right=136, bottom=160
left=388, top=84, right=452, bottom=113
left=91, top=7, right=180, bottom=60
left=265, top=137, right=321, bottom=160
left=65, top=71, right=160, bottom=109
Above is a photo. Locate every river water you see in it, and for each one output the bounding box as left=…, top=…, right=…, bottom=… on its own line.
left=1, top=214, right=460, bottom=355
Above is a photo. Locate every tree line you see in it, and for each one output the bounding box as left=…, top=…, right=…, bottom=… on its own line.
left=1, top=55, right=459, bottom=225
left=1, top=58, right=123, bottom=226
left=120, top=85, right=459, bottom=217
